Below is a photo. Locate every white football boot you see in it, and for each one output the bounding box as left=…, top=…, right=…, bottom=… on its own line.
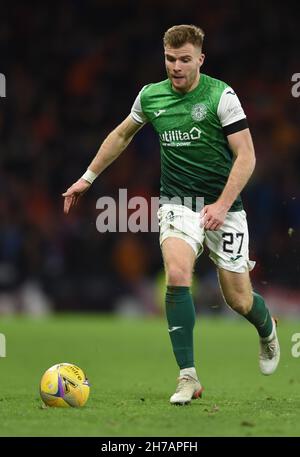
left=170, top=374, right=204, bottom=405
left=259, top=318, right=280, bottom=375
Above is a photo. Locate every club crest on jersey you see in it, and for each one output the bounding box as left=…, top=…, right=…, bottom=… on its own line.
left=191, top=103, right=207, bottom=121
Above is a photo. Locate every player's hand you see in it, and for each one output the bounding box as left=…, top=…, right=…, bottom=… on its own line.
left=200, top=202, right=229, bottom=231
left=62, top=178, right=91, bottom=214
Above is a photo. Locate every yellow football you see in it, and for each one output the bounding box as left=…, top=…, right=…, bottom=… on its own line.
left=40, top=363, right=90, bottom=407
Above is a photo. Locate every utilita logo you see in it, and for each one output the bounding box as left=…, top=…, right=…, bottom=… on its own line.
left=0, top=73, right=6, bottom=98
left=160, top=127, right=201, bottom=146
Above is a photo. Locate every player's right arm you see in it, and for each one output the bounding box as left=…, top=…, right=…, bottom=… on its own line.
left=62, top=115, right=143, bottom=214
left=88, top=115, right=144, bottom=177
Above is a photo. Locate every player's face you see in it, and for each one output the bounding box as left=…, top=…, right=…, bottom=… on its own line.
left=164, top=43, right=205, bottom=93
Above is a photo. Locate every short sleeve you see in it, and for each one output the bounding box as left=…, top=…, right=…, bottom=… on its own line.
left=130, top=87, right=148, bottom=125
left=217, top=87, right=246, bottom=127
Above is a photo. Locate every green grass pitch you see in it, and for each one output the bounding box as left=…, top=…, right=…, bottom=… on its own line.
left=1, top=314, right=300, bottom=437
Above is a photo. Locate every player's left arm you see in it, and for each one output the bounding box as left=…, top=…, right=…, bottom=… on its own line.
left=201, top=128, right=256, bottom=230
left=201, top=87, right=256, bottom=231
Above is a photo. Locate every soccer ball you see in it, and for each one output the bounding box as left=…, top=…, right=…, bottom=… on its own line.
left=40, top=363, right=90, bottom=407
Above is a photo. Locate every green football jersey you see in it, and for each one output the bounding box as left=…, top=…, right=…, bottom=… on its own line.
left=131, top=73, right=247, bottom=211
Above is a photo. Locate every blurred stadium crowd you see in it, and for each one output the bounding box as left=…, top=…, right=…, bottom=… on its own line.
left=0, top=0, right=299, bottom=314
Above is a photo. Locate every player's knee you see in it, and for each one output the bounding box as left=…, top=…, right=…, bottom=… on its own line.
left=226, top=294, right=252, bottom=315
left=166, top=264, right=192, bottom=286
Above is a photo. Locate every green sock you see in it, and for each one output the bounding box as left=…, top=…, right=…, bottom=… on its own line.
left=244, top=292, right=273, bottom=338
left=165, top=285, right=195, bottom=369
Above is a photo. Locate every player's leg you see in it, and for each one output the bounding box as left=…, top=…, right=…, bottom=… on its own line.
left=158, top=204, right=204, bottom=404
left=162, top=237, right=203, bottom=404
left=217, top=268, right=280, bottom=375
left=217, top=267, right=271, bottom=335
left=205, top=210, right=280, bottom=375
left=162, top=237, right=195, bottom=371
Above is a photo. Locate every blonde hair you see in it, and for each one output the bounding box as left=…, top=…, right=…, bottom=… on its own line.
left=163, top=24, right=205, bottom=49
